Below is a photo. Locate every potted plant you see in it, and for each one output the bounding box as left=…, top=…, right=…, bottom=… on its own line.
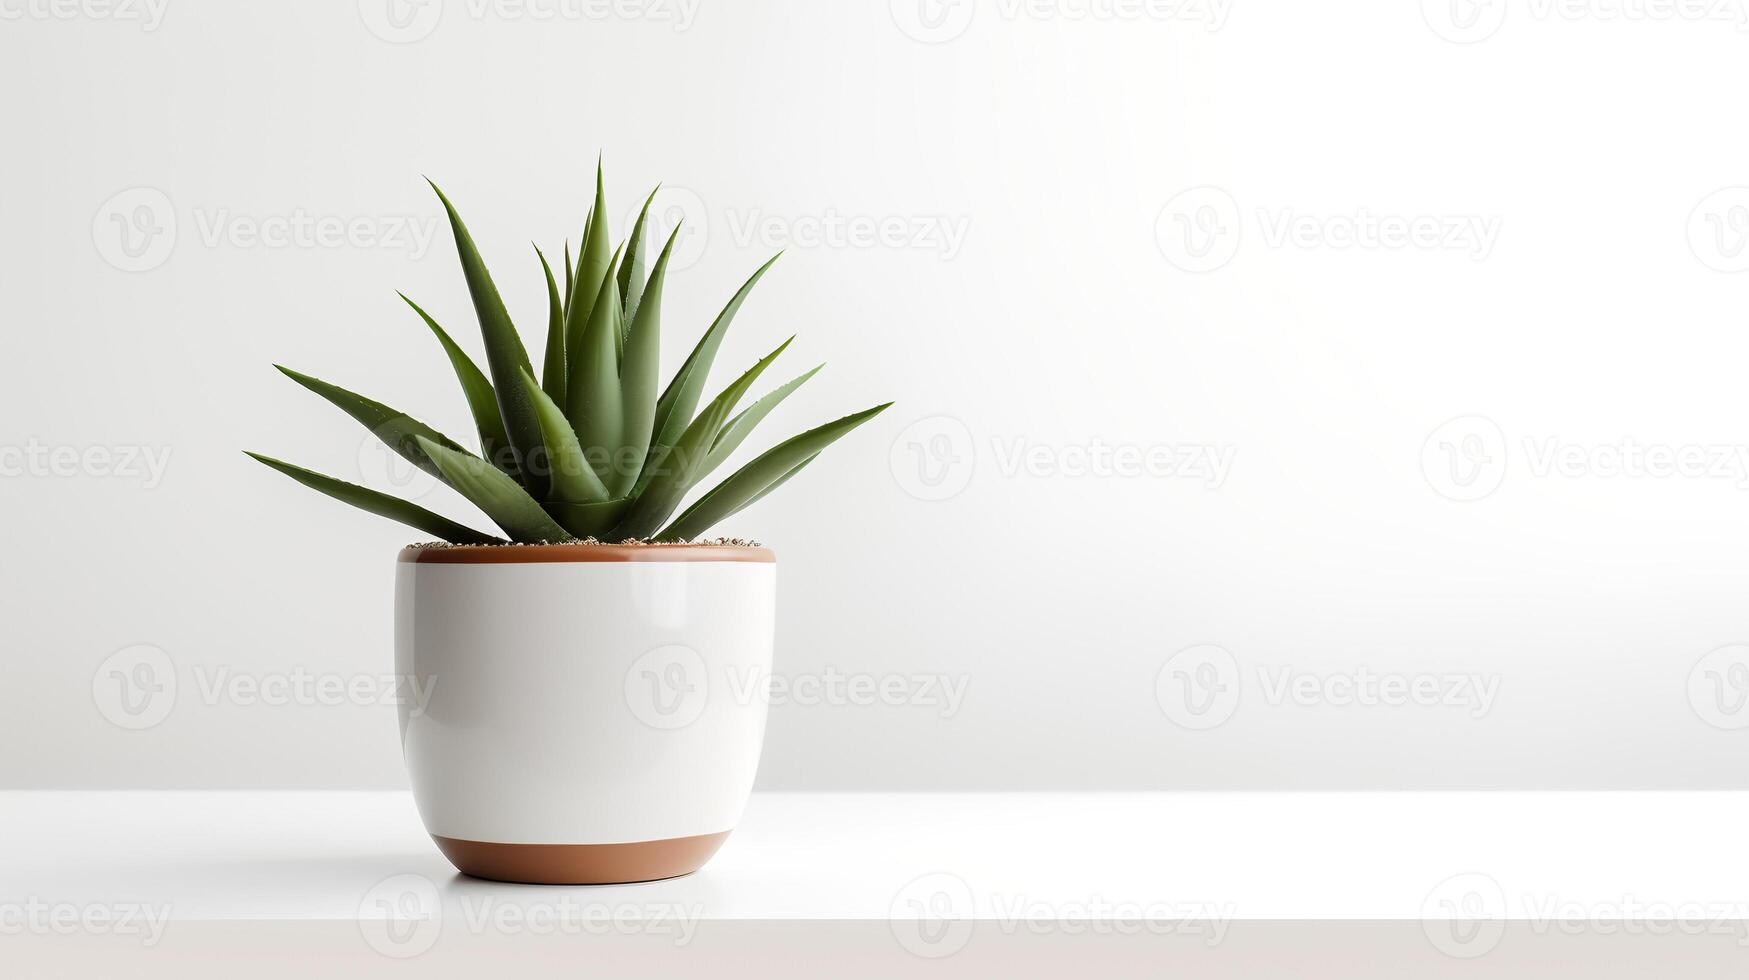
left=248, top=164, right=889, bottom=884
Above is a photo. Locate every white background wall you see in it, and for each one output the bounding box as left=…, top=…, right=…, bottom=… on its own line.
left=3, top=0, right=1748, bottom=789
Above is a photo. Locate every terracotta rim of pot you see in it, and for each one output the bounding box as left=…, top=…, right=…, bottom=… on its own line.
left=398, top=542, right=776, bottom=564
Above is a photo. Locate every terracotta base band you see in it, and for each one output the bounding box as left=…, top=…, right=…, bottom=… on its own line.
left=432, top=831, right=731, bottom=885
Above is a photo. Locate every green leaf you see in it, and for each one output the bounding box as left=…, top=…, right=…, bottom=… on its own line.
left=274, top=364, right=470, bottom=484
left=655, top=403, right=892, bottom=542
left=536, top=245, right=566, bottom=410
left=415, top=436, right=574, bottom=542
left=398, top=294, right=514, bottom=476
left=613, top=225, right=682, bottom=498
left=696, top=364, right=824, bottom=484
left=427, top=180, right=543, bottom=494
left=565, top=162, right=613, bottom=382
left=566, top=246, right=625, bottom=483
left=733, top=452, right=818, bottom=514
left=562, top=239, right=574, bottom=320
left=619, top=185, right=660, bottom=327
left=612, top=257, right=625, bottom=361
left=518, top=368, right=609, bottom=505
left=545, top=497, right=633, bottom=540
left=246, top=452, right=502, bottom=545
left=649, top=253, right=781, bottom=460
left=611, top=337, right=792, bottom=540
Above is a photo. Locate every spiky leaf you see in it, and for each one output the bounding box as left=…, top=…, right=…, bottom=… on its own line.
left=567, top=247, right=625, bottom=482
left=565, top=162, right=613, bottom=375
left=274, top=365, right=469, bottom=484
left=682, top=451, right=818, bottom=535
left=619, top=186, right=660, bottom=327
left=696, top=364, right=824, bottom=484
left=655, top=403, right=892, bottom=542
left=518, top=368, right=609, bottom=505
left=246, top=452, right=501, bottom=544
left=649, top=253, right=781, bottom=459
left=611, top=338, right=792, bottom=540
left=537, top=245, right=566, bottom=409
left=562, top=240, right=574, bottom=320
left=613, top=225, right=681, bottom=498
left=428, top=180, right=543, bottom=494
left=398, top=294, right=514, bottom=476
left=415, top=436, right=573, bottom=542
left=733, top=452, right=818, bottom=514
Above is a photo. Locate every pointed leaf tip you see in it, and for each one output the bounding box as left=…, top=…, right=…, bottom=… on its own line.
left=655, top=401, right=893, bottom=541
left=247, top=450, right=502, bottom=545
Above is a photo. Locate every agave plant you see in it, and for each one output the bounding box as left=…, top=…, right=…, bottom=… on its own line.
left=248, top=165, right=890, bottom=544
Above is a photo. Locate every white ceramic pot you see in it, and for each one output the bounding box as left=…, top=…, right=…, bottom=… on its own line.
left=394, top=543, right=776, bottom=884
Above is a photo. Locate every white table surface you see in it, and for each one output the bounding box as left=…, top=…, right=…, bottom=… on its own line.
left=4, top=791, right=1747, bottom=922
